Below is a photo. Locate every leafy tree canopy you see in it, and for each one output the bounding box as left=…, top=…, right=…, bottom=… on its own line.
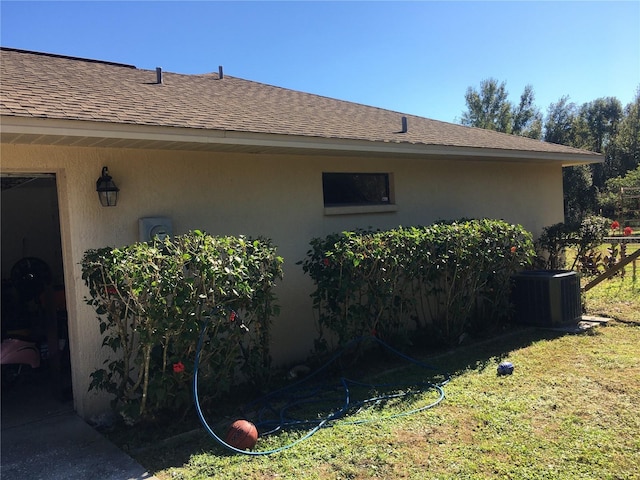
left=461, top=78, right=542, bottom=139
left=461, top=79, right=640, bottom=223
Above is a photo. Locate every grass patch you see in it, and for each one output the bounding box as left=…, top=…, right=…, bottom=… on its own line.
left=112, top=248, right=640, bottom=480
left=129, top=323, right=640, bottom=480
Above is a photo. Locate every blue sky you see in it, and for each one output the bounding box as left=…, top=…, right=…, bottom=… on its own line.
left=1, top=1, right=638, bottom=123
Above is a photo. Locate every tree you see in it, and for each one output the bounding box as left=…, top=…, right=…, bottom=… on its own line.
left=461, top=79, right=541, bottom=139
left=461, top=78, right=512, bottom=133
left=611, top=89, right=640, bottom=177
left=544, top=97, right=588, bottom=221
left=563, top=165, right=598, bottom=224
left=572, top=97, right=623, bottom=154
left=572, top=97, right=624, bottom=189
left=544, top=96, right=577, bottom=145
left=512, top=84, right=543, bottom=139
left=598, top=165, right=640, bottom=219
left=461, top=80, right=640, bottom=224
left=545, top=94, right=634, bottom=221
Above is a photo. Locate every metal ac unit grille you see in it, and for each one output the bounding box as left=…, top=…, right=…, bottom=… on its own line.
left=511, top=270, right=582, bottom=326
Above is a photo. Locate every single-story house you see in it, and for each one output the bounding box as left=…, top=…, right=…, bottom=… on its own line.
left=1, top=47, right=602, bottom=418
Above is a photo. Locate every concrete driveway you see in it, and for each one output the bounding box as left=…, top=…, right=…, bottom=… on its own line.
left=1, top=376, right=158, bottom=480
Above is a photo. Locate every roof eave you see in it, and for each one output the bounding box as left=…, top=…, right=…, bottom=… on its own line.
left=0, top=116, right=603, bottom=166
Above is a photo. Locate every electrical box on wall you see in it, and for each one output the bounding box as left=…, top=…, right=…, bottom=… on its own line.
left=139, top=217, right=173, bottom=242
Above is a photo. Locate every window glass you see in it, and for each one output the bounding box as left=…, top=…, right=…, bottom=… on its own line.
left=322, top=173, right=391, bottom=207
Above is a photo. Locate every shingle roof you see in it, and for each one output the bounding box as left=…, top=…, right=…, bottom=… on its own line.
left=0, top=47, right=601, bottom=160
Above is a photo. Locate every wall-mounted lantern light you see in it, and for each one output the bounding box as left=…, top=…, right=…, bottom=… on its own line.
left=96, top=166, right=119, bottom=207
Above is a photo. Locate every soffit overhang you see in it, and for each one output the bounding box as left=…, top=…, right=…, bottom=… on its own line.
left=1, top=116, right=603, bottom=167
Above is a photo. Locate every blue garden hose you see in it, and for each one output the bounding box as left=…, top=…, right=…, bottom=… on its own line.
left=193, top=315, right=450, bottom=456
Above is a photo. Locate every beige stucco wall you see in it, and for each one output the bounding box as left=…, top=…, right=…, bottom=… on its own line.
left=1, top=142, right=564, bottom=417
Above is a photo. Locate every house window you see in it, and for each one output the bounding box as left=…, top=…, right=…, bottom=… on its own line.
left=322, top=172, right=392, bottom=207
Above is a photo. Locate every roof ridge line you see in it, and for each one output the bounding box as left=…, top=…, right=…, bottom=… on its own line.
left=0, top=46, right=137, bottom=69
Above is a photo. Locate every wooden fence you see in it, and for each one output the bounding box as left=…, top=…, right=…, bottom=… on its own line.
left=582, top=237, right=639, bottom=292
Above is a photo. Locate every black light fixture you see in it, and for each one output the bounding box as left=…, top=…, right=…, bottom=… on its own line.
left=96, top=166, right=119, bottom=207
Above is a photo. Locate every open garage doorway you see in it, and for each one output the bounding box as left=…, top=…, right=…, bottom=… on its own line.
left=1, top=173, right=73, bottom=424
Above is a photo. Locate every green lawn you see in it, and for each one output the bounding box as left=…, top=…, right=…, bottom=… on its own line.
left=123, top=253, right=640, bottom=480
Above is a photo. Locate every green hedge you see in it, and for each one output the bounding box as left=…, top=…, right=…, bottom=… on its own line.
left=81, top=231, right=283, bottom=421
left=300, top=219, right=535, bottom=349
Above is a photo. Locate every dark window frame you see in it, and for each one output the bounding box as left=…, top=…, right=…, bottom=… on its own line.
left=322, top=172, right=392, bottom=207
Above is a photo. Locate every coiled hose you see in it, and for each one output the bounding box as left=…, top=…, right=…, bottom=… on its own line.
left=193, top=316, right=450, bottom=456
